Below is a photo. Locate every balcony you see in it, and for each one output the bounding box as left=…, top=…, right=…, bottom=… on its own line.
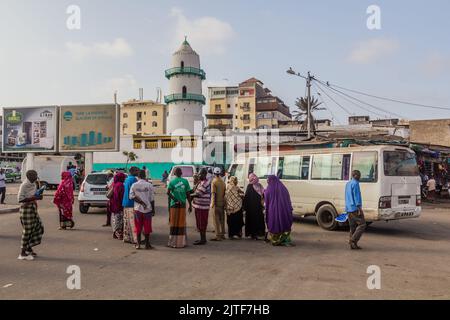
left=242, top=118, right=251, bottom=124
left=240, top=105, right=251, bottom=112
left=214, top=108, right=223, bottom=114
left=165, top=67, right=206, bottom=80
left=164, top=93, right=206, bottom=104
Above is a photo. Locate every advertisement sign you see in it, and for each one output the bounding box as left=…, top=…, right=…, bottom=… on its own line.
left=2, top=106, right=58, bottom=153
left=59, top=104, right=119, bottom=152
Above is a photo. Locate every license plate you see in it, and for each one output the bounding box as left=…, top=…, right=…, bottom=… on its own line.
left=399, top=199, right=409, bottom=205
left=93, top=192, right=105, bottom=195
left=395, top=211, right=414, bottom=218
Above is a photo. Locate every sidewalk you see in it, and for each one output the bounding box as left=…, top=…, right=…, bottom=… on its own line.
left=0, top=204, right=20, bottom=214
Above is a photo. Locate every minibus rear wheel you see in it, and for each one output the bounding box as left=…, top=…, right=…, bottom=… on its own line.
left=316, top=204, right=339, bottom=231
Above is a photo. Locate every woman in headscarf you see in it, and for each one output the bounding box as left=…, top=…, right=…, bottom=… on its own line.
left=243, top=173, right=266, bottom=240
left=225, top=176, right=245, bottom=239
left=264, top=175, right=294, bottom=246
left=53, top=171, right=75, bottom=230
left=110, top=172, right=126, bottom=240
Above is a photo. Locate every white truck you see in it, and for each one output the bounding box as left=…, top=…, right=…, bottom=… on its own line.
left=21, top=155, right=77, bottom=188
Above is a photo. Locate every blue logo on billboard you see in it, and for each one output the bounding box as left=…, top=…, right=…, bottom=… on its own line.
left=64, top=111, right=73, bottom=121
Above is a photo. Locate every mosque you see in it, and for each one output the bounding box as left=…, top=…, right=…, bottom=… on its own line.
left=92, top=38, right=210, bottom=178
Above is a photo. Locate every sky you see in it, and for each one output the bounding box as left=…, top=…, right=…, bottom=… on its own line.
left=1, top=0, right=450, bottom=124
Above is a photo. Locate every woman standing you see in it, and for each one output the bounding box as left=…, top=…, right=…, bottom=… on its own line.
left=53, top=171, right=74, bottom=230
left=191, top=169, right=211, bottom=245
left=243, top=173, right=266, bottom=240
left=110, top=172, right=126, bottom=240
left=167, top=167, right=191, bottom=248
left=264, top=175, right=294, bottom=246
left=224, top=176, right=244, bottom=239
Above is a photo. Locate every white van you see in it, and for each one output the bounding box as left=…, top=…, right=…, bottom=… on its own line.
left=229, top=145, right=421, bottom=230
left=22, top=155, right=76, bottom=188
left=167, top=165, right=197, bottom=188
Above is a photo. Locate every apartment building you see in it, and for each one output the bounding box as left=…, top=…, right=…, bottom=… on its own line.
left=206, top=78, right=292, bottom=131
left=121, top=99, right=166, bottom=135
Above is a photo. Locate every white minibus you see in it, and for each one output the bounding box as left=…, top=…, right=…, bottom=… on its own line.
left=228, top=145, right=421, bottom=230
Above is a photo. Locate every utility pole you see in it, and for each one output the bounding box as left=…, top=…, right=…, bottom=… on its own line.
left=286, top=67, right=314, bottom=140
left=306, top=71, right=312, bottom=139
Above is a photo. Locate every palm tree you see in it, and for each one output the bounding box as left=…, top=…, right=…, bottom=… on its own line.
left=123, top=151, right=138, bottom=170
left=292, top=96, right=322, bottom=134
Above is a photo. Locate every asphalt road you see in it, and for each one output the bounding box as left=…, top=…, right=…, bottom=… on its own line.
left=0, top=183, right=449, bottom=300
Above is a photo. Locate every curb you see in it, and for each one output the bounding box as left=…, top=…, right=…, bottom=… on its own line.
left=0, top=207, right=20, bottom=214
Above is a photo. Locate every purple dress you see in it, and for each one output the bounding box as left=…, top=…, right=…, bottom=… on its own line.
left=264, top=175, right=293, bottom=235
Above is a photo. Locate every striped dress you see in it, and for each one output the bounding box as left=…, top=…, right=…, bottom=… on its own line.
left=192, top=179, right=211, bottom=232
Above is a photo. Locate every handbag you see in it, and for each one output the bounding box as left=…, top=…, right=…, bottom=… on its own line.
left=106, top=186, right=114, bottom=199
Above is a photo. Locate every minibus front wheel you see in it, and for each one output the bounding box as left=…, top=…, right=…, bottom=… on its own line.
left=316, top=204, right=339, bottom=231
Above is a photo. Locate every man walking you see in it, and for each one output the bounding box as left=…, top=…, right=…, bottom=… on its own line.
left=17, top=170, right=44, bottom=260
left=130, top=170, right=155, bottom=250
left=123, top=166, right=139, bottom=244
left=0, top=168, right=6, bottom=204
left=345, top=170, right=366, bottom=250
left=210, top=167, right=226, bottom=241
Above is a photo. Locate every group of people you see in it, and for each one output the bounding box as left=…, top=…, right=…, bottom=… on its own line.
left=172, top=166, right=296, bottom=247
left=15, top=165, right=367, bottom=261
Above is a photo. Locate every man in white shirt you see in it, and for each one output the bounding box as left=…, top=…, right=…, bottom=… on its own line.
left=129, top=170, right=155, bottom=250
left=0, top=168, right=6, bottom=204
left=427, top=174, right=437, bottom=202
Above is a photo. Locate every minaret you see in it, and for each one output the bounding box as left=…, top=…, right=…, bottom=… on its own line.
left=164, top=37, right=206, bottom=136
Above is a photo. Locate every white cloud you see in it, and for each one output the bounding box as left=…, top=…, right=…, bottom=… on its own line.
left=65, top=38, right=134, bottom=60
left=421, top=52, right=450, bottom=76
left=348, top=38, right=399, bottom=64
left=95, top=74, right=139, bottom=102
left=170, top=7, right=235, bottom=55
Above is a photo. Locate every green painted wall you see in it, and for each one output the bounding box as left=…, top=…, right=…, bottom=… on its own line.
left=93, top=162, right=202, bottom=180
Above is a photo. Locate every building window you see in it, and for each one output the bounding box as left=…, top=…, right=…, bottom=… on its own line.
left=152, top=111, right=158, bottom=116
left=227, top=104, right=231, bottom=109
left=181, top=61, right=184, bottom=68
left=123, top=113, right=128, bottom=118
left=137, top=122, right=142, bottom=132
left=133, top=140, right=142, bottom=149
left=152, top=121, right=158, bottom=127
left=137, top=112, right=142, bottom=121
left=215, top=104, right=222, bottom=113
left=182, top=86, right=187, bottom=98
left=123, top=123, right=128, bottom=129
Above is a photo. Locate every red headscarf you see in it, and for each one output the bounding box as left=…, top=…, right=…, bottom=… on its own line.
left=54, top=171, right=74, bottom=219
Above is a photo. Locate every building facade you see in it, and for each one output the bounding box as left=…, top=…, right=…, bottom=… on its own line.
left=410, top=119, right=450, bottom=148
left=121, top=99, right=166, bottom=135
left=206, top=77, right=292, bottom=131
left=165, top=38, right=206, bottom=136
left=206, top=86, right=238, bottom=130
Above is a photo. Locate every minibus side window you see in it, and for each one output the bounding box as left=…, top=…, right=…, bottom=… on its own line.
left=352, top=151, right=378, bottom=182
left=312, top=154, right=350, bottom=180
left=280, top=155, right=301, bottom=180
left=301, top=156, right=310, bottom=179
left=248, top=158, right=255, bottom=176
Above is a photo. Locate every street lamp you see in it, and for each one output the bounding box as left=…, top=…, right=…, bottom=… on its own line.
left=286, top=67, right=313, bottom=139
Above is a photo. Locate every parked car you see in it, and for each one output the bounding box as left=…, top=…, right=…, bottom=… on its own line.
left=167, top=165, right=197, bottom=188
left=3, top=168, right=20, bottom=183
left=78, top=172, right=110, bottom=214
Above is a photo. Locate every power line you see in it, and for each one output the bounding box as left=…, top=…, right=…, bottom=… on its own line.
left=323, top=80, right=450, bottom=111
left=313, top=82, right=353, bottom=115
left=314, top=79, right=404, bottom=119
left=315, top=80, right=402, bottom=119
left=314, top=86, right=342, bottom=125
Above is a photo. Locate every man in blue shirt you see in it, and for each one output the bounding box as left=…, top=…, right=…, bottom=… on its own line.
left=122, top=166, right=139, bottom=244
left=345, top=170, right=366, bottom=250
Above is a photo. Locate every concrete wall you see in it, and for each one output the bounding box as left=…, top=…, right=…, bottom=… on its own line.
left=410, top=119, right=450, bottom=147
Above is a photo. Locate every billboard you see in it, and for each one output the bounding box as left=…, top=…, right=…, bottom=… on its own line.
left=59, top=104, right=119, bottom=152
left=2, top=106, right=58, bottom=153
